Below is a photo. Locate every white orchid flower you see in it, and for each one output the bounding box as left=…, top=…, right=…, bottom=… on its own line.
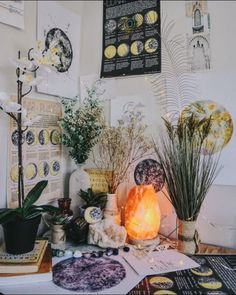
left=0, top=92, right=21, bottom=113
left=18, top=74, right=44, bottom=86
left=22, top=115, right=42, bottom=127
left=31, top=47, right=60, bottom=72
left=1, top=101, right=21, bottom=113
left=10, top=58, right=36, bottom=72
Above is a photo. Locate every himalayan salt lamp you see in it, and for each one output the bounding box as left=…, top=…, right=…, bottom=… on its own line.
left=125, top=185, right=161, bottom=246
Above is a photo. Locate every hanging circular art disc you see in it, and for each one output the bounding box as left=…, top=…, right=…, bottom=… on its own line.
left=134, top=159, right=164, bottom=192
left=53, top=257, right=126, bottom=292
left=180, top=100, right=233, bottom=153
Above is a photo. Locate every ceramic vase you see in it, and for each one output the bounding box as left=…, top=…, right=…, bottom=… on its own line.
left=177, top=219, right=198, bottom=254
left=51, top=224, right=66, bottom=246
left=69, top=163, right=91, bottom=218
left=103, top=193, right=121, bottom=225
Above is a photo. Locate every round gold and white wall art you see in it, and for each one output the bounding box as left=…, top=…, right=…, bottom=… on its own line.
left=145, top=10, right=158, bottom=25
left=117, top=43, right=129, bottom=57
left=131, top=40, right=143, bottom=55
left=38, top=161, right=50, bottom=178
left=38, top=129, right=50, bottom=145
left=133, top=13, right=143, bottom=27
left=180, top=100, right=233, bottom=153
left=25, top=163, right=38, bottom=180
left=10, top=165, right=18, bottom=183
left=145, top=38, right=159, bottom=53
left=104, top=45, right=116, bottom=59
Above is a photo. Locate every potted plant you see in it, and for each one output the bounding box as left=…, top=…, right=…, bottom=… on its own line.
left=91, top=103, right=152, bottom=223
left=0, top=44, right=60, bottom=254
left=153, top=114, right=222, bottom=254
left=50, top=213, right=71, bottom=246
left=66, top=188, right=107, bottom=244
left=60, top=82, right=105, bottom=216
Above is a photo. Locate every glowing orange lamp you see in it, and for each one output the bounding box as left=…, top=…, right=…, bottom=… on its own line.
left=125, top=185, right=161, bottom=246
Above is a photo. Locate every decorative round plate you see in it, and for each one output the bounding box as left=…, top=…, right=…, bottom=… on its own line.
left=134, top=159, right=164, bottom=192
left=181, top=100, right=233, bottom=153
left=53, top=257, right=126, bottom=292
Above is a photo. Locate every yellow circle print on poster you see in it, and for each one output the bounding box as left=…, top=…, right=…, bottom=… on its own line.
left=117, top=43, right=129, bottom=57
left=104, top=45, right=116, bottom=59
left=149, top=276, right=174, bottom=289
left=180, top=100, right=233, bottom=153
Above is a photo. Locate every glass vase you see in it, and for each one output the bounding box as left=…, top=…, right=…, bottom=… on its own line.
left=69, top=163, right=91, bottom=218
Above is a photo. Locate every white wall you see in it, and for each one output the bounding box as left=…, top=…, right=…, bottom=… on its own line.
left=0, top=0, right=236, bottom=248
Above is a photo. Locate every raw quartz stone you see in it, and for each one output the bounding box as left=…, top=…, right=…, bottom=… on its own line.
left=73, top=250, right=82, bottom=258
left=87, top=218, right=127, bottom=248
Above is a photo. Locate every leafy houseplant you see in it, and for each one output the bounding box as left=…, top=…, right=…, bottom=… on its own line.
left=60, top=81, right=105, bottom=165
left=0, top=45, right=60, bottom=254
left=66, top=189, right=107, bottom=244
left=153, top=115, right=222, bottom=254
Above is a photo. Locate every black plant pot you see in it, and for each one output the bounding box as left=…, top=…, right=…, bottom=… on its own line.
left=2, top=215, right=41, bottom=254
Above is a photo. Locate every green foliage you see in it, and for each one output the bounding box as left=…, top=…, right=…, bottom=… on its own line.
left=0, top=180, right=59, bottom=224
left=154, top=115, right=222, bottom=221
left=79, top=188, right=107, bottom=210
left=50, top=213, right=71, bottom=225
left=60, top=81, right=105, bottom=164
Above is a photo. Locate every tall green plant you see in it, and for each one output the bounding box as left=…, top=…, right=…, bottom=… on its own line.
left=154, top=115, right=222, bottom=221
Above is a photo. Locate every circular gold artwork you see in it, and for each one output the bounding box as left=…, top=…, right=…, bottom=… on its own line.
left=145, top=38, right=158, bottom=53
left=181, top=100, right=233, bottom=153
left=10, top=165, right=18, bottom=183
left=145, top=10, right=158, bottom=25
left=104, top=45, right=116, bottom=59
left=131, top=41, right=143, bottom=55
left=133, top=13, right=143, bottom=27
left=149, top=276, right=174, bottom=289
left=25, top=163, right=37, bottom=180
left=117, top=43, right=129, bottom=57
left=198, top=277, right=222, bottom=290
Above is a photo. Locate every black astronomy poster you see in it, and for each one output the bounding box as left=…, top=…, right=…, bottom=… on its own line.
left=101, top=0, right=161, bottom=78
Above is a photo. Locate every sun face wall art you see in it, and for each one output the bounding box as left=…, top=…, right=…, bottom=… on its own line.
left=36, top=1, right=81, bottom=98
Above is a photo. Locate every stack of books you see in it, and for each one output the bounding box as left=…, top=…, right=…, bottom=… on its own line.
left=0, top=239, right=52, bottom=285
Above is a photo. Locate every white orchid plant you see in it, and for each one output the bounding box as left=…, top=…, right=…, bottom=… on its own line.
left=0, top=43, right=60, bottom=222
